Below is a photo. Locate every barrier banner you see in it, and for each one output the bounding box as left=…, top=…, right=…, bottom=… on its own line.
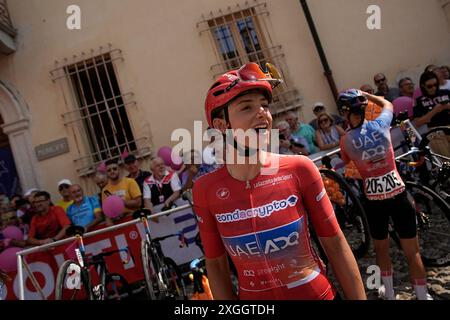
left=1, top=200, right=201, bottom=300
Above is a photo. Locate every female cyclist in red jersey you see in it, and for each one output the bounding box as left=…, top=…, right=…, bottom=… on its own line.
left=338, top=89, right=431, bottom=300
left=192, top=62, right=366, bottom=300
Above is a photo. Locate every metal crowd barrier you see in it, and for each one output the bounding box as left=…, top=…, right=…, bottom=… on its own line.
left=15, top=204, right=191, bottom=300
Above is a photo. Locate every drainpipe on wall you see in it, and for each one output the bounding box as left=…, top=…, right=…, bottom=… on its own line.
left=299, top=0, right=339, bottom=103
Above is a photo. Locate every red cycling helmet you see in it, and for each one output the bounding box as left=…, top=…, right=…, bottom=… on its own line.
left=204, top=62, right=282, bottom=127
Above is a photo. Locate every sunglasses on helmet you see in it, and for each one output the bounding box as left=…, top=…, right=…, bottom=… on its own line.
left=225, top=62, right=283, bottom=92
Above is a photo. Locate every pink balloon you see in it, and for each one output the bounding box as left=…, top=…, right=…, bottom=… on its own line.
left=102, top=195, right=125, bottom=218
left=2, top=226, right=24, bottom=241
left=157, top=146, right=173, bottom=167
left=392, top=96, right=414, bottom=117
left=0, top=247, right=22, bottom=272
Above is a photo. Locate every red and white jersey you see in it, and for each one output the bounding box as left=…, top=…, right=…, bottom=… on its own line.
left=192, top=154, right=340, bottom=300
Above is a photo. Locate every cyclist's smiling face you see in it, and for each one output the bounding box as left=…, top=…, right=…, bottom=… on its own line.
left=225, top=91, right=272, bottom=148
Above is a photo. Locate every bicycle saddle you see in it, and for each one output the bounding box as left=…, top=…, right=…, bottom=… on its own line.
left=66, top=225, right=85, bottom=237
left=132, top=209, right=151, bottom=219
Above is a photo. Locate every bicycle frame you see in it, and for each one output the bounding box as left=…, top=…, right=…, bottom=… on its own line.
left=63, top=231, right=131, bottom=300
left=138, top=210, right=187, bottom=297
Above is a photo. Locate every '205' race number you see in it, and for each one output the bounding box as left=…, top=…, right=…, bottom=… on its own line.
left=364, top=170, right=404, bottom=198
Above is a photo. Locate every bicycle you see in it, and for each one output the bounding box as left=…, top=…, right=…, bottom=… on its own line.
left=317, top=165, right=371, bottom=260
left=182, top=190, right=239, bottom=297
left=55, top=225, right=132, bottom=300
left=415, top=126, right=450, bottom=204
left=133, top=209, right=187, bottom=300
left=394, top=148, right=450, bottom=267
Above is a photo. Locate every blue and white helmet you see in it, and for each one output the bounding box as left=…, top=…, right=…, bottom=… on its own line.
left=337, top=89, right=368, bottom=115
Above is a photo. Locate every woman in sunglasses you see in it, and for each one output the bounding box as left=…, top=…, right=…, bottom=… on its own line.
left=315, top=111, right=346, bottom=151
left=338, top=89, right=431, bottom=300
left=413, top=71, right=450, bottom=158
left=192, top=62, right=366, bottom=300
left=413, top=71, right=450, bottom=129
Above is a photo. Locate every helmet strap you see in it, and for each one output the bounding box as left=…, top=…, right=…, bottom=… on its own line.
left=223, top=105, right=259, bottom=158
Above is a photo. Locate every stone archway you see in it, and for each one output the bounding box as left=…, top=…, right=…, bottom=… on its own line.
left=0, top=80, right=41, bottom=192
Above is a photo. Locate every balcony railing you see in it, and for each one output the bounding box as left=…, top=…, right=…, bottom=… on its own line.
left=0, top=0, right=16, bottom=37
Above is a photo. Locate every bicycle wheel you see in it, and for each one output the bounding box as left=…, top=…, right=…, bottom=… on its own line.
left=160, top=257, right=187, bottom=300
left=320, top=168, right=371, bottom=259
left=104, top=273, right=132, bottom=300
left=55, top=260, right=93, bottom=300
left=419, top=126, right=450, bottom=203
left=405, top=181, right=450, bottom=267
left=141, top=240, right=157, bottom=300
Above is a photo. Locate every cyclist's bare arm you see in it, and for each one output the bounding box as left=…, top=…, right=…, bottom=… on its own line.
left=205, top=254, right=236, bottom=300
left=319, top=232, right=367, bottom=300
left=362, top=92, right=393, bottom=113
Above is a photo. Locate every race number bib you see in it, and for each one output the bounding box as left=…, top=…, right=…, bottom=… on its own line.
left=364, top=170, right=405, bottom=200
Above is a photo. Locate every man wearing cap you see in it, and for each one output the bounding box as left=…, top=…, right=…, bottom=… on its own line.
left=56, top=179, right=73, bottom=212
left=123, top=154, right=151, bottom=208
left=309, top=102, right=345, bottom=130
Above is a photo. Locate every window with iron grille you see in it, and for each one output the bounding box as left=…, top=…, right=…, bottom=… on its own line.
left=198, top=1, right=301, bottom=116
left=51, top=46, right=152, bottom=175
left=66, top=53, right=136, bottom=162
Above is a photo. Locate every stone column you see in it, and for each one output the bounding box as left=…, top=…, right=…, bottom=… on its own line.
left=1, top=119, right=42, bottom=191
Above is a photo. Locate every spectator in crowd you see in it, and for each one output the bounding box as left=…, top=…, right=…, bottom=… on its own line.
left=309, top=102, right=345, bottom=130
left=315, top=111, right=346, bottom=151
left=438, top=66, right=450, bottom=91
left=414, top=71, right=450, bottom=128
left=413, top=71, right=450, bottom=157
left=102, top=159, right=142, bottom=225
left=179, top=149, right=203, bottom=192
left=143, top=157, right=182, bottom=214
left=56, top=179, right=73, bottom=212
left=9, top=195, right=21, bottom=210
left=27, top=191, right=71, bottom=246
left=93, top=171, right=108, bottom=206
left=374, top=73, right=400, bottom=102
left=14, top=198, right=34, bottom=227
left=123, top=154, right=151, bottom=207
left=285, top=111, right=318, bottom=154
left=441, top=65, right=450, bottom=80
left=66, top=184, right=103, bottom=231
left=276, top=121, right=309, bottom=155
left=424, top=64, right=450, bottom=90
left=0, top=210, right=17, bottom=228
left=23, top=188, right=39, bottom=203
left=398, top=77, right=415, bottom=98
left=360, top=84, right=375, bottom=94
